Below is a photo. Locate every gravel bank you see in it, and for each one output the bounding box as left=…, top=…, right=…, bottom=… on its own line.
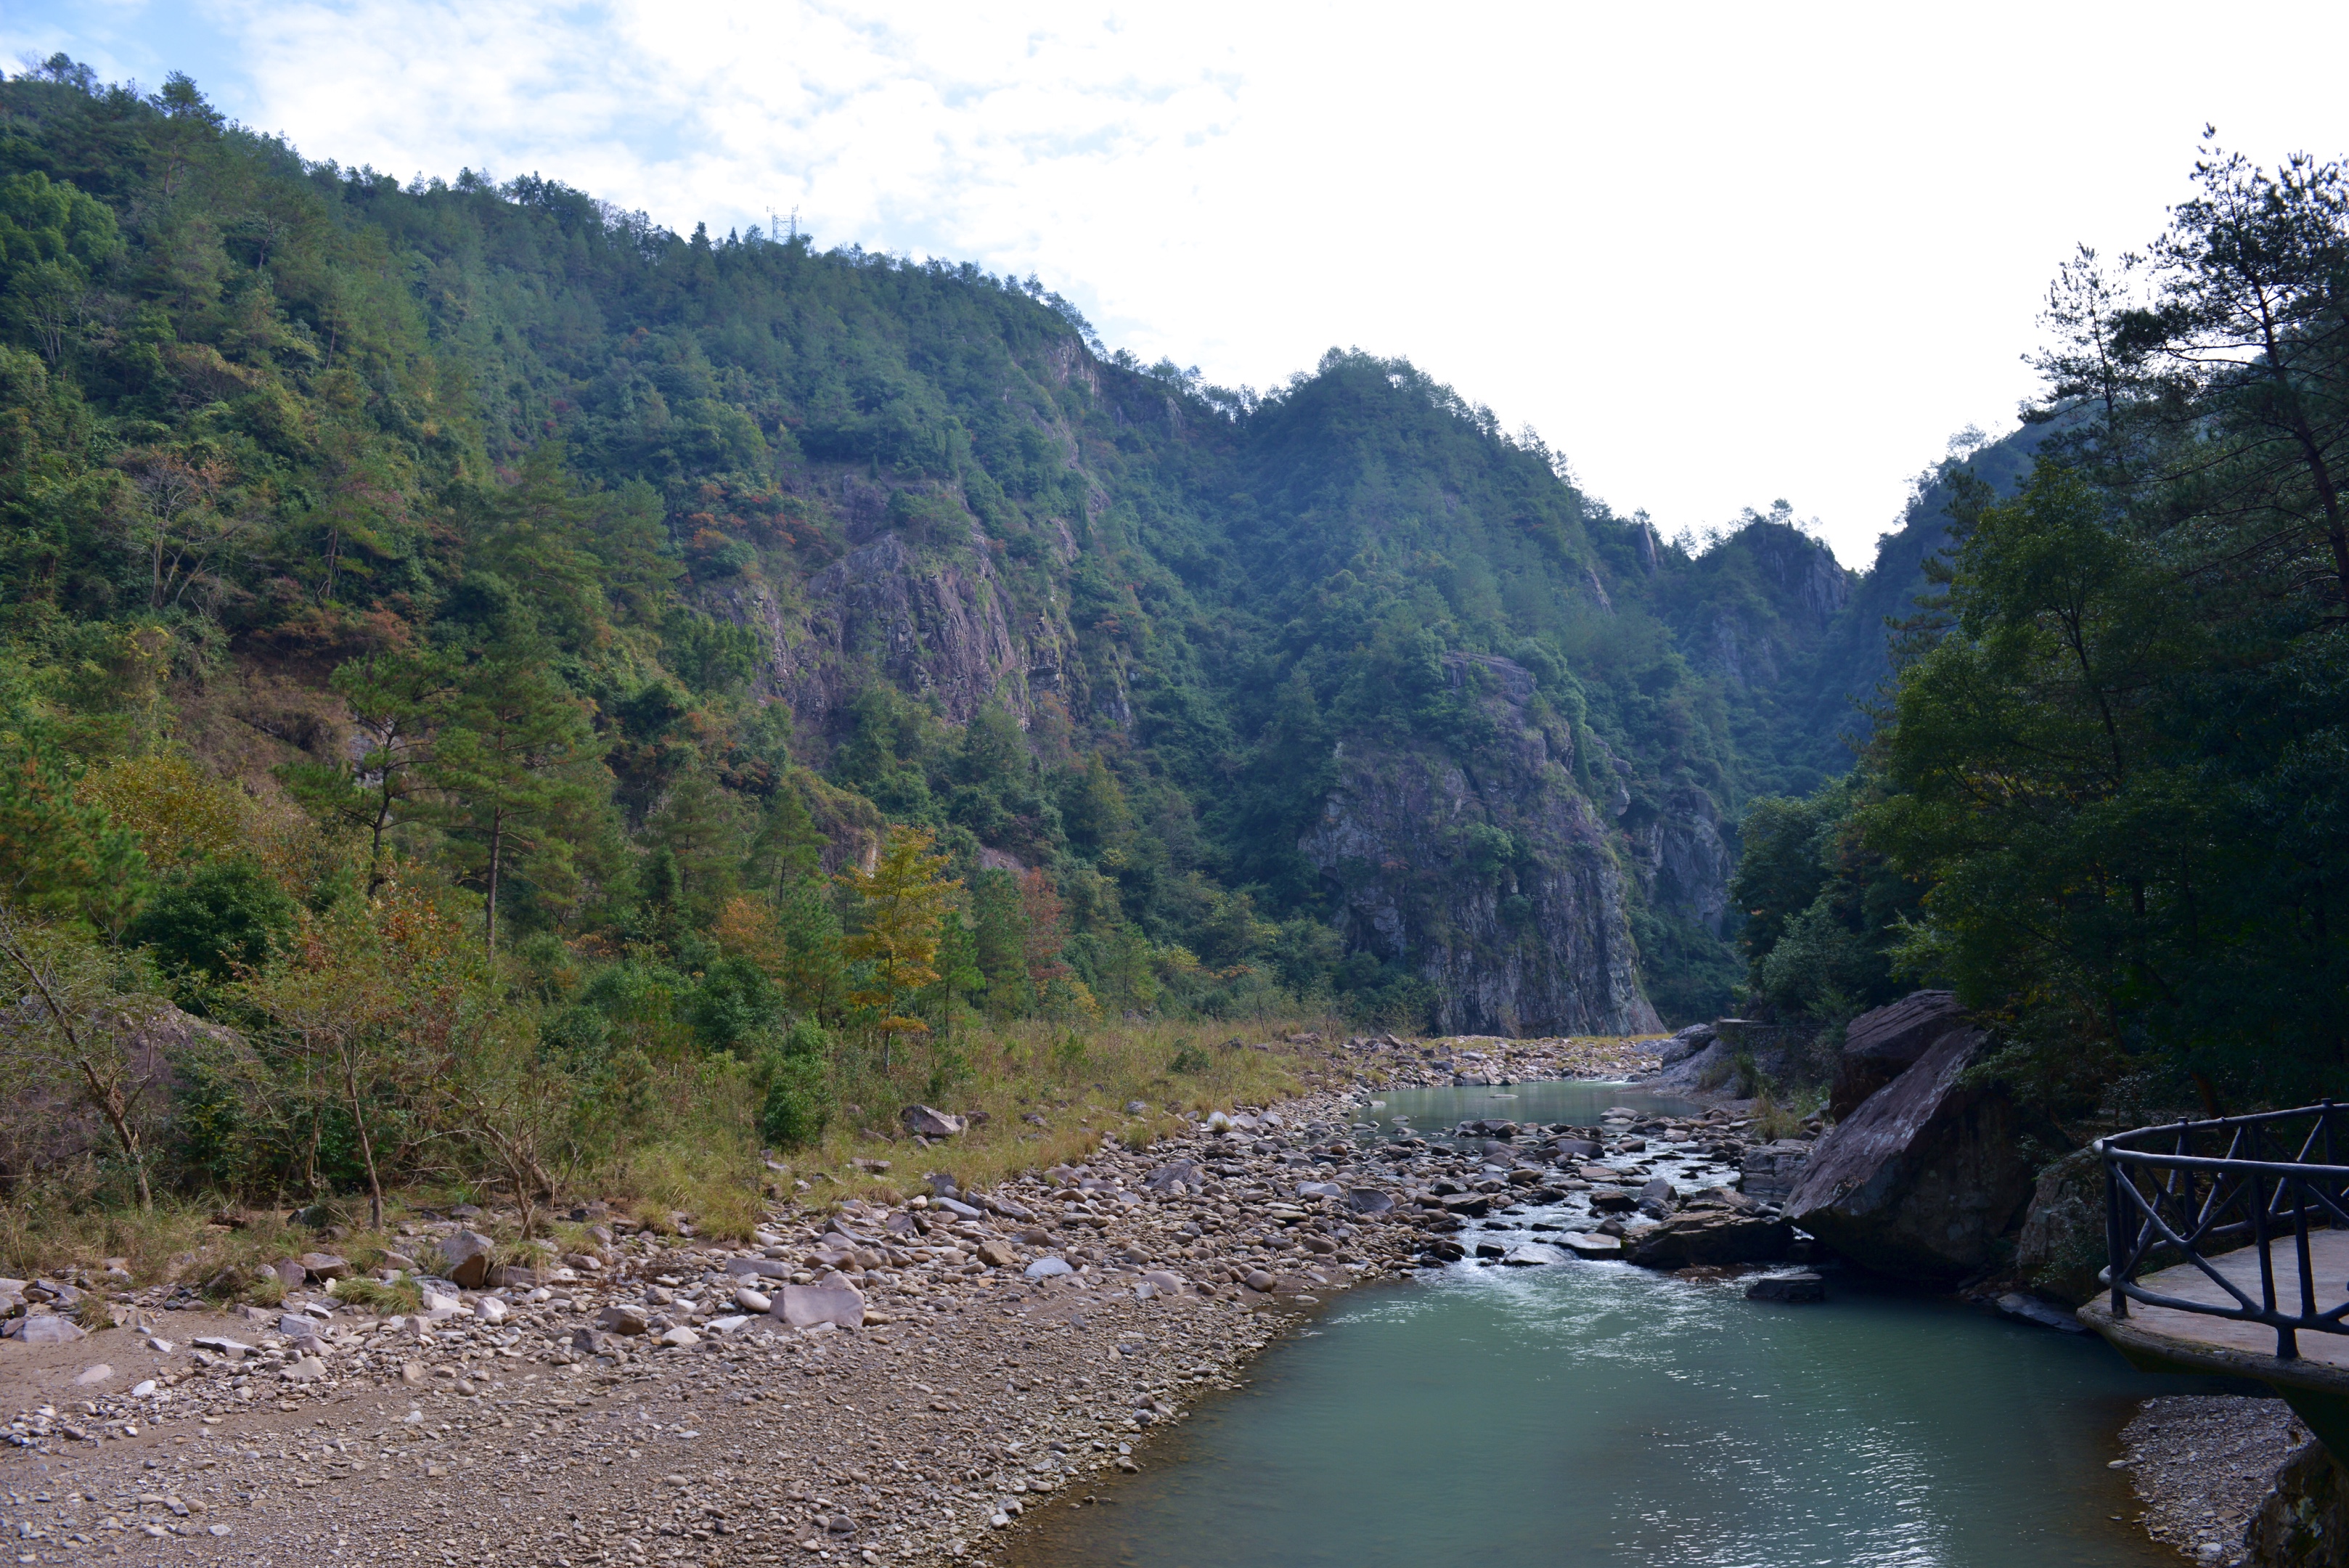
left=1, top=1040, right=1677, bottom=1565
left=2117, top=1395, right=2311, bottom=1567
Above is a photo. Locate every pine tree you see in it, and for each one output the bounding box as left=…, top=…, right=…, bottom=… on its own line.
left=425, top=647, right=601, bottom=960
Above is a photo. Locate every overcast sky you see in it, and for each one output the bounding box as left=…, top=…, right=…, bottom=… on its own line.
left=11, top=2, right=2349, bottom=565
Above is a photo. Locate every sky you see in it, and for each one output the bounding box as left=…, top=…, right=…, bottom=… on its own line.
left=9, top=2, right=2349, bottom=567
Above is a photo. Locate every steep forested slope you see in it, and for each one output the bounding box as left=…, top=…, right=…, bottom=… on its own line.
left=0, top=62, right=1910, bottom=1042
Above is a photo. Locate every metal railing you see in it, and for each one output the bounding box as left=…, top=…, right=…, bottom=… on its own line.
left=2097, top=1101, right=2349, bottom=1361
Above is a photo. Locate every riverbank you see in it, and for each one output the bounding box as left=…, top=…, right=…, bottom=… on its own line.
left=2117, top=1396, right=2315, bottom=1568
left=11, top=1033, right=1656, bottom=1565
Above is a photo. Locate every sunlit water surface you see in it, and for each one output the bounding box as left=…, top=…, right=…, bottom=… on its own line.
left=1012, top=1079, right=2223, bottom=1568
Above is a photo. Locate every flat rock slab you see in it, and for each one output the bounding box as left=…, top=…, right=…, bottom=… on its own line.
left=1629, top=1209, right=1792, bottom=1269
left=1746, top=1273, right=1826, bottom=1303
left=11, top=1314, right=83, bottom=1344
left=1996, top=1291, right=2087, bottom=1333
left=1501, top=1245, right=1568, bottom=1267
left=772, top=1281, right=866, bottom=1329
left=1561, top=1233, right=1624, bottom=1257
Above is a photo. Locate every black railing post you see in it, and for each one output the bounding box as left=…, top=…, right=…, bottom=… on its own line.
left=2295, top=1173, right=2318, bottom=1328
left=2325, top=1101, right=2340, bottom=1228
left=2251, top=1168, right=2296, bottom=1360
left=2102, top=1140, right=2127, bottom=1317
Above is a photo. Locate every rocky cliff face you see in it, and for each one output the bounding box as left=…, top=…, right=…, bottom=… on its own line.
left=1300, top=653, right=1660, bottom=1036
left=716, top=510, right=1077, bottom=737
left=1625, top=783, right=1733, bottom=937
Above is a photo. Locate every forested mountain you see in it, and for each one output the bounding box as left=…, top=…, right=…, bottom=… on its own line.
left=0, top=59, right=1940, bottom=1065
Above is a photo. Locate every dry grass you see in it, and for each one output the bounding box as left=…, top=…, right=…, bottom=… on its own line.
left=1752, top=1085, right=1825, bottom=1141
left=333, top=1274, right=420, bottom=1314
left=0, top=1014, right=1368, bottom=1278
left=786, top=1013, right=1349, bottom=1210
left=0, top=1196, right=303, bottom=1291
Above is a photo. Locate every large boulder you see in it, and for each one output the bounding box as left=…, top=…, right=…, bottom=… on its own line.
left=438, top=1229, right=497, bottom=1290
left=2014, top=1146, right=2107, bottom=1307
left=899, top=1104, right=965, bottom=1138
left=1786, top=1028, right=2039, bottom=1285
left=13, top=1313, right=85, bottom=1344
left=1829, top=990, right=1973, bottom=1119
left=1657, top=1023, right=1716, bottom=1066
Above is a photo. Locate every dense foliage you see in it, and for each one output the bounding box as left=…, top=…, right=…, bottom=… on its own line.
left=1739, top=142, right=2349, bottom=1114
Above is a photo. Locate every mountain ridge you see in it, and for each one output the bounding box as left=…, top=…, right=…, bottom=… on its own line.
left=0, top=64, right=2028, bottom=1031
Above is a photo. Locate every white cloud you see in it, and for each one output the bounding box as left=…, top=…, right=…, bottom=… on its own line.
left=12, top=1, right=2349, bottom=565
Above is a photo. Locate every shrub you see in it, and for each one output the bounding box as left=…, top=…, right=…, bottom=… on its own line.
left=127, top=859, right=293, bottom=986
left=757, top=1017, right=835, bottom=1151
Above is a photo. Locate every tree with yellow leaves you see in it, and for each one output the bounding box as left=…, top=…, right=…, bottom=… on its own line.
left=838, top=827, right=959, bottom=1073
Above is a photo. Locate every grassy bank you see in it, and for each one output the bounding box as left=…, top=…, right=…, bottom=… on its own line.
left=0, top=1016, right=1349, bottom=1290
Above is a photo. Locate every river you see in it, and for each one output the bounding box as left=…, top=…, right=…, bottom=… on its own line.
left=1012, top=1078, right=2224, bottom=1567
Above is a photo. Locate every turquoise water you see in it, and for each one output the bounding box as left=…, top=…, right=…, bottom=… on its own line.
left=1014, top=1080, right=2221, bottom=1568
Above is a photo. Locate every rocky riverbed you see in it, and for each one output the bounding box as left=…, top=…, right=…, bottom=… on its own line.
left=1349, top=1032, right=1663, bottom=1088
left=1, top=1045, right=1803, bottom=1568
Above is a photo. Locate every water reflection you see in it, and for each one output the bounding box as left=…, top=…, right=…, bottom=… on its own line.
left=1011, top=1081, right=2215, bottom=1567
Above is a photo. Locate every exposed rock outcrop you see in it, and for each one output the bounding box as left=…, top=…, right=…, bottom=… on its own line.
left=746, top=528, right=1048, bottom=732
left=1829, top=990, right=1974, bottom=1119
left=2014, top=1146, right=2107, bottom=1307
left=1786, top=1028, right=2040, bottom=1284
left=2247, top=1440, right=2349, bottom=1568
left=1658, top=1022, right=1715, bottom=1066
left=1625, top=784, right=1734, bottom=936
left=1300, top=653, right=1659, bottom=1037
left=0, top=1002, right=243, bottom=1192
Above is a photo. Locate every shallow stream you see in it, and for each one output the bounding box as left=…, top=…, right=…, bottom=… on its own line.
left=1015, top=1079, right=2225, bottom=1567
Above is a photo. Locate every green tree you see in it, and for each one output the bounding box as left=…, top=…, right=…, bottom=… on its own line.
left=426, top=648, right=602, bottom=960
left=127, top=859, right=293, bottom=989
left=0, top=709, right=147, bottom=935
left=1062, top=751, right=1132, bottom=861
left=969, top=865, right=1030, bottom=1016
left=644, top=767, right=750, bottom=918
left=0, top=170, right=121, bottom=364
